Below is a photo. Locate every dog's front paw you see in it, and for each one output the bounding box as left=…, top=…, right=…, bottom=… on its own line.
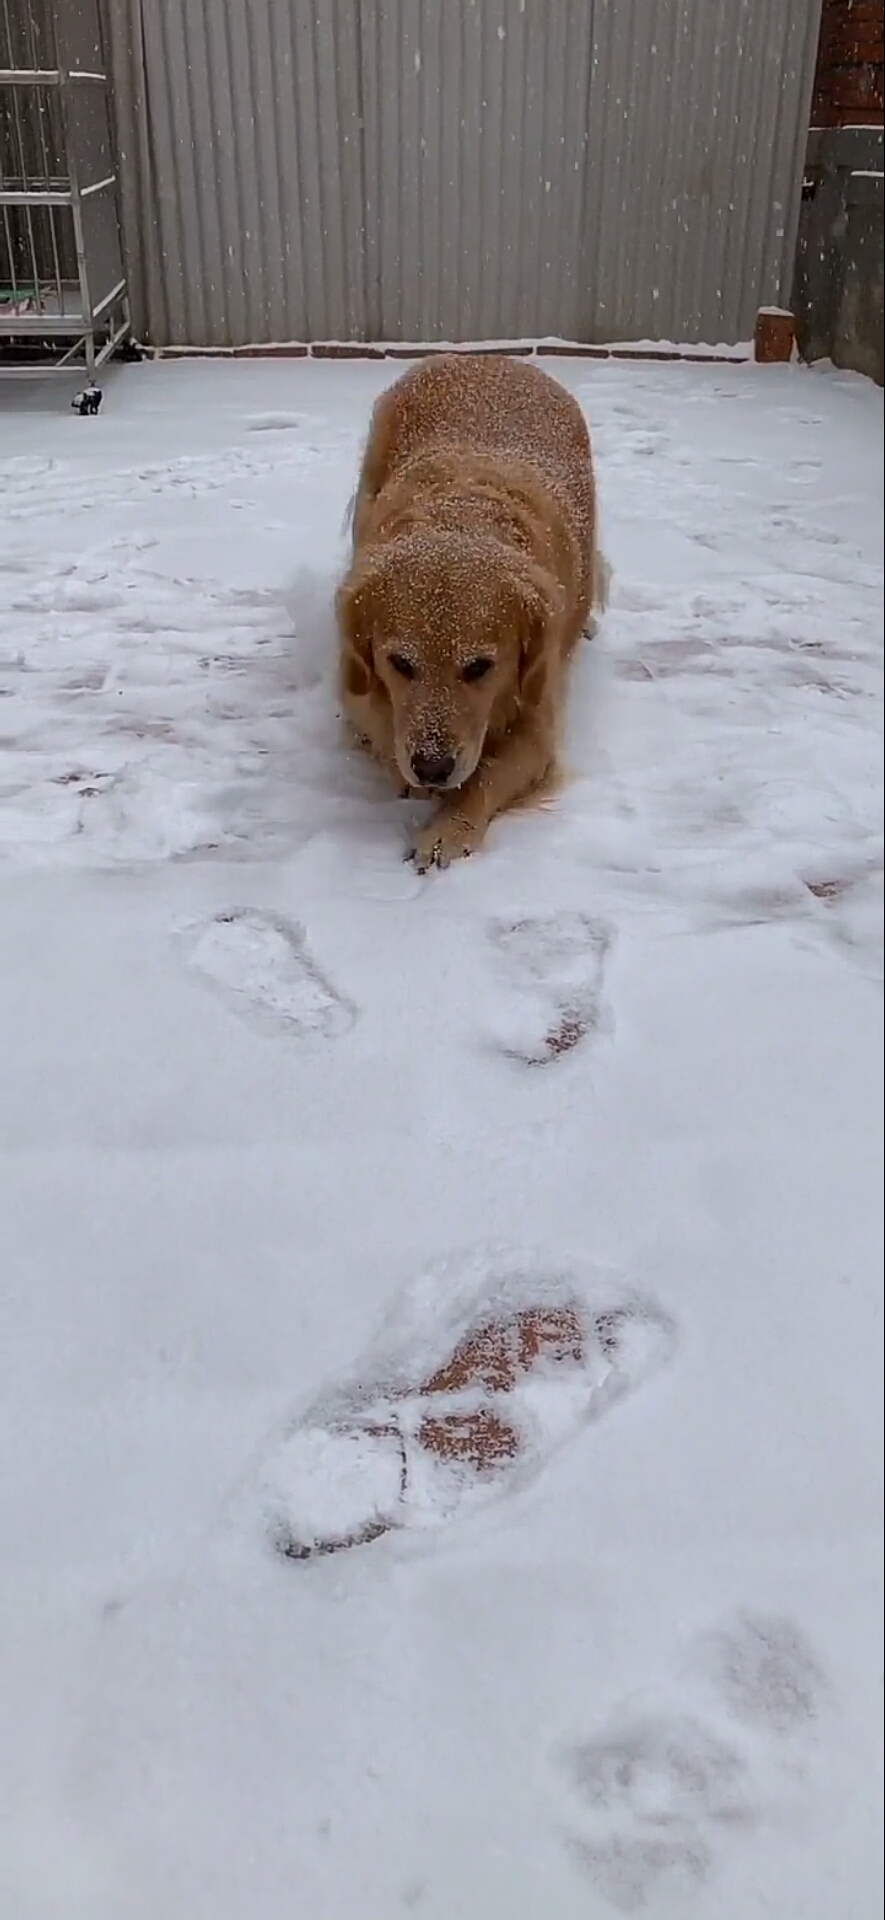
left=408, top=811, right=482, bottom=873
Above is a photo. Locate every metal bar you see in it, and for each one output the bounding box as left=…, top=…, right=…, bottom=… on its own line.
left=6, top=25, right=32, bottom=192
left=55, top=24, right=94, bottom=371
left=0, top=68, right=60, bottom=84
left=1, top=203, right=20, bottom=305
left=80, top=173, right=116, bottom=199
left=32, top=67, right=65, bottom=300
left=47, top=204, right=65, bottom=310
left=3, top=25, right=45, bottom=320
left=20, top=199, right=41, bottom=312
left=0, top=189, right=72, bottom=205
left=0, top=71, right=107, bottom=84
left=0, top=305, right=86, bottom=332
left=70, top=198, right=94, bottom=369
left=91, top=276, right=126, bottom=316
left=0, top=70, right=106, bottom=83
left=93, top=307, right=129, bottom=365
left=53, top=329, right=91, bottom=367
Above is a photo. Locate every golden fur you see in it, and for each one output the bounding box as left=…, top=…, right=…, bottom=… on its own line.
left=336, top=353, right=604, bottom=869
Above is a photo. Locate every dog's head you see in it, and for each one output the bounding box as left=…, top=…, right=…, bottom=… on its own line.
left=336, top=528, right=563, bottom=792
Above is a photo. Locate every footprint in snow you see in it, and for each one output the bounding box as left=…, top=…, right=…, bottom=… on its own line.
left=183, top=907, right=356, bottom=1040
left=260, top=1247, right=675, bottom=1561
left=487, top=912, right=614, bottom=1065
left=557, top=1612, right=828, bottom=1912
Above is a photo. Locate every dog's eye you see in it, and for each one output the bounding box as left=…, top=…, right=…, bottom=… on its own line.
left=461, top=657, right=494, bottom=684
left=388, top=652, right=416, bottom=680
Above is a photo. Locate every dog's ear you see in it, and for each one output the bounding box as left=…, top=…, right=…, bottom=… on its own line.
left=514, top=563, right=563, bottom=711
left=335, top=565, right=377, bottom=700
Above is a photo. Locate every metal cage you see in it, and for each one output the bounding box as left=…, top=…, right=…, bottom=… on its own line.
left=0, top=0, right=130, bottom=377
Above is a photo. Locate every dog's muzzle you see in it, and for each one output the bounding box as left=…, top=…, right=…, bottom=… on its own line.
left=410, top=750, right=457, bottom=790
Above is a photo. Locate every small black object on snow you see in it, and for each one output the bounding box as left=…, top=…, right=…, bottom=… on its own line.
left=72, top=386, right=103, bottom=416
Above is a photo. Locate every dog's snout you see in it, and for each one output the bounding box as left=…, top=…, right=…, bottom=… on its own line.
left=411, top=750, right=456, bottom=789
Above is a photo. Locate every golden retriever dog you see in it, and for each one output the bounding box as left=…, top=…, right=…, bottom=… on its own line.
left=336, top=353, right=605, bottom=870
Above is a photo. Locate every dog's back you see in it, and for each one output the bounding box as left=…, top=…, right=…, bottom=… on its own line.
left=374, top=353, right=590, bottom=487
left=354, top=354, right=596, bottom=604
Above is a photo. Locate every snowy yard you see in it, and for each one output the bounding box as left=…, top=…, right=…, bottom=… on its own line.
left=0, top=354, right=882, bottom=1920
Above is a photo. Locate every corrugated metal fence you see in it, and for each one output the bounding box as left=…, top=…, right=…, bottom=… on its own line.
left=100, top=0, right=822, bottom=349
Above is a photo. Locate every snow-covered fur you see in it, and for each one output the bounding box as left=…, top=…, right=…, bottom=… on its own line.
left=336, top=354, right=603, bottom=868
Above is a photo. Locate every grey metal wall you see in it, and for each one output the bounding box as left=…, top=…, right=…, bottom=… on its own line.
left=793, top=126, right=884, bottom=386
left=100, top=0, right=823, bottom=348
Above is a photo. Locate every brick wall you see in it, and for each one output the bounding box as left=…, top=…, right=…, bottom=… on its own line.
left=811, top=0, right=884, bottom=126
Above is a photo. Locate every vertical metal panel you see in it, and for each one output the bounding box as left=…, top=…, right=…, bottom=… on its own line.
left=359, top=0, right=595, bottom=340
left=102, top=0, right=367, bottom=345
left=100, top=0, right=155, bottom=344
left=101, top=0, right=822, bottom=348
left=581, top=0, right=822, bottom=343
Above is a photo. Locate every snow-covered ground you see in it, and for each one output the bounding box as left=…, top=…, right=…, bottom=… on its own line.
left=0, top=355, right=882, bottom=1920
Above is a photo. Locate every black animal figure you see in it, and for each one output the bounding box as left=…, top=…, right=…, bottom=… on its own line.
left=72, top=385, right=103, bottom=416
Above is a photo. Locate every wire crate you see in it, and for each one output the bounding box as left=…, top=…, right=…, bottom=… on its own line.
left=1, top=0, right=130, bottom=380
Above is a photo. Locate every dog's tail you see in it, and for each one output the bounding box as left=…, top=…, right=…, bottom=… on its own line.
left=585, top=549, right=612, bottom=641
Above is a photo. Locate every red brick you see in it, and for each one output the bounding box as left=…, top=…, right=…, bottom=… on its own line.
left=811, top=0, right=884, bottom=125
left=311, top=342, right=385, bottom=359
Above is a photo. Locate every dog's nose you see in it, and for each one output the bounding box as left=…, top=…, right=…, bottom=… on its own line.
left=411, top=750, right=456, bottom=788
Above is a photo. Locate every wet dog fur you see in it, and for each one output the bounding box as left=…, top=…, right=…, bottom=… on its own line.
left=336, top=354, right=605, bottom=869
